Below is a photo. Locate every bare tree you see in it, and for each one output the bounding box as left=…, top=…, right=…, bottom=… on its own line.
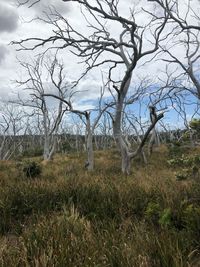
left=148, top=0, right=200, bottom=101
left=57, top=115, right=85, bottom=154
left=96, top=112, right=113, bottom=150
left=147, top=106, right=161, bottom=154
left=168, top=95, right=200, bottom=146
left=16, top=55, right=69, bottom=160
left=14, top=0, right=168, bottom=174
left=148, top=0, right=200, bottom=32
left=149, top=72, right=200, bottom=146
left=0, top=103, right=27, bottom=160
left=44, top=86, right=111, bottom=170
left=124, top=112, right=148, bottom=164
left=161, top=32, right=200, bottom=100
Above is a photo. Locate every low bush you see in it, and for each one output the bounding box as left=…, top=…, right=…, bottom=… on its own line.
left=23, top=161, right=42, bottom=178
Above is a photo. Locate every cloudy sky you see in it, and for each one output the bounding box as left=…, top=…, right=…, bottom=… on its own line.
left=0, top=0, right=72, bottom=101
left=0, top=1, right=118, bottom=103
left=0, top=0, right=199, bottom=123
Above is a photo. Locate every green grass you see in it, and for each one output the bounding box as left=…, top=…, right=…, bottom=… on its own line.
left=0, top=147, right=200, bottom=266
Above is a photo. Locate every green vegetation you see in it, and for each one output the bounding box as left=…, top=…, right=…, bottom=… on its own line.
left=0, top=147, right=200, bottom=266
left=189, top=118, right=200, bottom=132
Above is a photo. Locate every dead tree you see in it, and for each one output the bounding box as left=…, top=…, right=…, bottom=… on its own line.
left=148, top=0, right=200, bottom=101
left=44, top=86, right=111, bottom=171
left=148, top=106, right=161, bottom=155
left=0, top=103, right=27, bottom=160
left=124, top=112, right=148, bottom=164
left=16, top=55, right=68, bottom=160
left=97, top=112, right=113, bottom=150
left=160, top=33, right=200, bottom=100
left=148, top=0, right=200, bottom=32
left=14, top=0, right=168, bottom=174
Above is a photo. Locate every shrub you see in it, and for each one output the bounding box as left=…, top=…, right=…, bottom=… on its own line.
left=168, top=142, right=188, bottom=157
left=189, top=118, right=200, bottom=132
left=175, top=170, right=189, bottom=181
left=23, top=161, right=42, bottom=178
left=168, top=154, right=200, bottom=167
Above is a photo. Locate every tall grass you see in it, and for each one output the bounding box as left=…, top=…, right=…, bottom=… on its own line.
left=0, top=147, right=200, bottom=266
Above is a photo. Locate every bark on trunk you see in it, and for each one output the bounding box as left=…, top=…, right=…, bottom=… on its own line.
left=43, top=134, right=51, bottom=160
left=113, top=79, right=131, bottom=175
left=121, top=147, right=131, bottom=175
left=85, top=114, right=94, bottom=171
left=113, top=131, right=131, bottom=175
left=141, top=149, right=147, bottom=164
left=148, top=106, right=161, bottom=155
left=148, top=128, right=156, bottom=155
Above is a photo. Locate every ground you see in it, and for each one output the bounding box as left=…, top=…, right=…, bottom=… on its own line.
left=0, top=145, right=200, bottom=266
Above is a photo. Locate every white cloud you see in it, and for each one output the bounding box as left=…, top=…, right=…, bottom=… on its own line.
left=31, top=0, right=71, bottom=16
left=0, top=2, right=19, bottom=33
left=0, top=45, right=9, bottom=65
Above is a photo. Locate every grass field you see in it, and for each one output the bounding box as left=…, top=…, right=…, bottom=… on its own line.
left=0, top=145, right=200, bottom=266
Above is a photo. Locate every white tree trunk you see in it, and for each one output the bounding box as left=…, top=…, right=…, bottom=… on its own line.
left=86, top=115, right=94, bottom=171
left=113, top=79, right=132, bottom=175
left=43, top=134, right=51, bottom=160
left=148, top=128, right=156, bottom=155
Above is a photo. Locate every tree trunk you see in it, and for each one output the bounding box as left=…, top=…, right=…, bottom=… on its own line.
left=140, top=149, right=147, bottom=164
left=113, top=81, right=131, bottom=175
left=148, top=107, right=161, bottom=155
left=49, top=136, right=56, bottom=160
left=86, top=114, right=94, bottom=171
left=43, top=134, right=51, bottom=160
left=121, top=147, right=131, bottom=175
left=94, top=135, right=100, bottom=150
left=148, top=128, right=156, bottom=155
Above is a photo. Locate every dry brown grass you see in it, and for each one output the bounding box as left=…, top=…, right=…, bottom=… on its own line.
left=0, top=145, right=199, bottom=266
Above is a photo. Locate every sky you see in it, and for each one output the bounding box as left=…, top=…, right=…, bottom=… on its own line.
left=0, top=0, right=72, bottom=101
left=0, top=0, right=199, bottom=128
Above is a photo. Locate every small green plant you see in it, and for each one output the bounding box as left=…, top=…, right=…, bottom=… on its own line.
left=23, top=161, right=42, bottom=178
left=145, top=202, right=161, bottom=224
left=175, top=170, right=188, bottom=181
left=168, top=154, right=200, bottom=181
left=167, top=155, right=193, bottom=167
left=159, top=208, right=172, bottom=227
left=145, top=203, right=172, bottom=228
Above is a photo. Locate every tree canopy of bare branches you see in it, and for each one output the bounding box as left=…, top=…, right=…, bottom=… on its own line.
left=13, top=0, right=169, bottom=174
